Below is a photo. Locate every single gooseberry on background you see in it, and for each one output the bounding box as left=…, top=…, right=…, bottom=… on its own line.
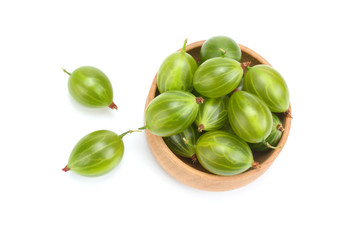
left=63, top=66, right=117, bottom=110
left=62, top=130, right=124, bottom=177
left=62, top=129, right=143, bottom=177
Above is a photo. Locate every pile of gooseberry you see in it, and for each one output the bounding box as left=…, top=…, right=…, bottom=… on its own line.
left=145, top=36, right=290, bottom=176
left=61, top=36, right=290, bottom=178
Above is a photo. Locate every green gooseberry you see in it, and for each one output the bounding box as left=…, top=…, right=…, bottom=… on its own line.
left=63, top=130, right=123, bottom=177
left=195, top=96, right=228, bottom=132
left=228, top=91, right=272, bottom=143
left=157, top=39, right=198, bottom=93
left=243, top=65, right=290, bottom=113
left=62, top=129, right=142, bottom=177
left=145, top=90, right=203, bottom=137
left=200, top=36, right=241, bottom=63
left=249, top=113, right=284, bottom=151
left=63, top=66, right=117, bottom=110
left=196, top=131, right=254, bottom=176
left=163, top=124, right=199, bottom=162
left=193, top=57, right=243, bottom=98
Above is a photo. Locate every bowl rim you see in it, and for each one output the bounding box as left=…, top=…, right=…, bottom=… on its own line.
left=144, top=40, right=292, bottom=191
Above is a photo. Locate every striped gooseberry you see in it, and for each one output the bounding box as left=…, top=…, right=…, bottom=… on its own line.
left=249, top=113, right=284, bottom=151
left=163, top=124, right=199, bottom=162
left=195, top=96, right=228, bottom=132
left=193, top=57, right=243, bottom=98
left=145, top=90, right=203, bottom=137
left=228, top=91, right=272, bottom=143
left=243, top=65, right=290, bottom=113
left=62, top=129, right=143, bottom=177
left=63, top=66, right=117, bottom=110
left=196, top=131, right=254, bottom=176
left=200, top=36, right=241, bottom=63
left=157, top=39, right=197, bottom=93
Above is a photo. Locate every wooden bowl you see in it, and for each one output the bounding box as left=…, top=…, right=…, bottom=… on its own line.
left=144, top=40, right=291, bottom=191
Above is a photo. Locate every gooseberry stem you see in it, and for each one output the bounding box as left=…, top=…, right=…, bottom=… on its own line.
left=191, top=154, right=197, bottom=163
left=119, top=128, right=144, bottom=139
left=218, top=48, right=226, bottom=55
left=241, top=61, right=252, bottom=75
left=108, top=102, right=118, bottom=110
left=241, top=61, right=251, bottom=70
left=182, top=137, right=195, bottom=148
left=198, top=124, right=205, bottom=132
left=252, top=162, right=260, bottom=169
left=196, top=97, right=205, bottom=104
left=277, top=123, right=285, bottom=132
left=285, top=109, right=293, bottom=119
left=266, top=142, right=282, bottom=149
left=62, top=165, right=70, bottom=172
left=182, top=38, right=188, bottom=52
left=62, top=68, right=71, bottom=76
left=182, top=138, right=197, bottom=163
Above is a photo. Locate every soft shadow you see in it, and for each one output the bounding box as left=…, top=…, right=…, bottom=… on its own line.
left=68, top=95, right=117, bottom=118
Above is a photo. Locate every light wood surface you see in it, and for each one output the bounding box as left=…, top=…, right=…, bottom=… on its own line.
left=144, top=40, right=292, bottom=191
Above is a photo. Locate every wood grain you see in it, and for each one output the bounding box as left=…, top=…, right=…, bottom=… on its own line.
left=144, top=40, right=292, bottom=191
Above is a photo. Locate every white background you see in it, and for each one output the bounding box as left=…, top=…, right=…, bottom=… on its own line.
left=1, top=0, right=359, bottom=239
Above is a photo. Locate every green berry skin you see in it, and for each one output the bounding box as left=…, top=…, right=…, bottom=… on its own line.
left=157, top=51, right=197, bottom=94
left=243, top=65, right=290, bottom=112
left=193, top=57, right=243, bottom=98
left=249, top=114, right=284, bottom=151
left=163, top=124, right=199, bottom=159
left=196, top=131, right=253, bottom=176
left=200, top=36, right=241, bottom=63
left=67, top=66, right=114, bottom=108
left=233, top=77, right=244, bottom=92
left=195, top=96, right=228, bottom=132
left=228, top=91, right=272, bottom=143
left=66, top=130, right=124, bottom=177
left=145, top=90, right=200, bottom=137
